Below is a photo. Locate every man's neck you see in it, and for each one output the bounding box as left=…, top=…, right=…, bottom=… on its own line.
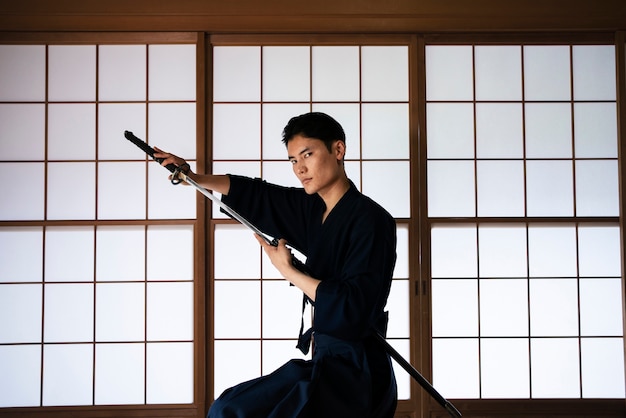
left=319, top=176, right=351, bottom=222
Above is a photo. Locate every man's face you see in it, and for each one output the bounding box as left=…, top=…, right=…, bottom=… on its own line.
left=287, top=134, right=345, bottom=195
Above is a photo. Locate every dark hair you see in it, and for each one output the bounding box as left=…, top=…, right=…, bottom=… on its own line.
left=281, top=112, right=346, bottom=151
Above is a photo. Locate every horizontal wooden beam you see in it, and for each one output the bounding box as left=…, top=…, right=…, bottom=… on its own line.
left=0, top=0, right=624, bottom=33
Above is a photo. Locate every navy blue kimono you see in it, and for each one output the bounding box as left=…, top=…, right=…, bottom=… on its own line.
left=208, top=175, right=397, bottom=418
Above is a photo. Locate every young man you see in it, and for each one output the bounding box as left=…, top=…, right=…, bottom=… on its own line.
left=155, top=112, right=398, bottom=418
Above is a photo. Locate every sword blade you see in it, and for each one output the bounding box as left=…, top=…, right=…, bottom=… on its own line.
left=179, top=173, right=277, bottom=247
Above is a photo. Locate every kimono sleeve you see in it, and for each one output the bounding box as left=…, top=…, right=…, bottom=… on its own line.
left=221, top=175, right=319, bottom=254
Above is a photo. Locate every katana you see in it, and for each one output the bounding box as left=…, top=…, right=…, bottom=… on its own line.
left=124, top=130, right=462, bottom=418
left=124, top=130, right=276, bottom=246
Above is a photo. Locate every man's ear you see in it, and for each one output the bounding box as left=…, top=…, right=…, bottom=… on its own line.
left=334, top=140, right=346, bottom=161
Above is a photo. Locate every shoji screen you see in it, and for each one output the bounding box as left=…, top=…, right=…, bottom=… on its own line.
left=426, top=43, right=625, bottom=399
left=0, top=41, right=198, bottom=408
left=211, top=43, right=413, bottom=401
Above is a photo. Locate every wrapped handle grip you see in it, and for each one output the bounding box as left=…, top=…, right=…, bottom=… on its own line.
left=124, top=131, right=178, bottom=173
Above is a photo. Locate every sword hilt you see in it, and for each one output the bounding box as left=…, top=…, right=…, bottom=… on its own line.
left=124, top=130, right=178, bottom=174
left=125, top=130, right=189, bottom=184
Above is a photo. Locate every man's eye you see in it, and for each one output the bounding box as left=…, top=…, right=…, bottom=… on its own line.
left=304, top=152, right=312, bottom=158
left=290, top=159, right=297, bottom=164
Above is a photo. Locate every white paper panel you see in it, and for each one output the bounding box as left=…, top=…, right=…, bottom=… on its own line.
left=146, top=225, right=194, bottom=281
left=476, top=103, right=523, bottom=158
left=97, top=162, right=146, bottom=220
left=475, top=46, right=522, bottom=101
left=149, top=44, right=196, bottom=101
left=214, top=281, right=261, bottom=338
left=427, top=161, right=475, bottom=217
left=213, top=104, right=261, bottom=160
left=48, top=104, right=96, bottom=160
left=480, top=338, right=530, bottom=398
left=312, top=46, right=360, bottom=102
left=526, top=160, right=573, bottom=217
left=426, top=45, right=474, bottom=101
left=47, top=162, right=96, bottom=220
left=146, top=342, right=193, bottom=404
left=213, top=46, right=261, bottom=102
left=96, top=283, right=145, bottom=342
left=530, top=279, right=579, bottom=337
left=574, top=103, right=618, bottom=158
left=262, top=280, right=304, bottom=338
left=524, top=103, right=572, bottom=158
left=361, top=103, right=409, bottom=160
left=43, top=344, right=94, bottom=406
left=480, top=279, right=529, bottom=337
left=0, top=45, right=45, bottom=101
left=0, top=163, right=45, bottom=220
left=147, top=282, right=193, bottom=341
left=46, top=230, right=89, bottom=283
left=432, top=279, right=478, bottom=337
left=214, top=224, right=261, bottom=279
left=0, top=284, right=42, bottom=343
left=432, top=338, right=480, bottom=398
left=95, top=226, right=145, bottom=282
left=0, top=344, right=41, bottom=407
left=430, top=225, right=477, bottom=278
left=0, top=227, right=43, bottom=283
left=95, top=343, right=145, bottom=405
left=48, top=45, right=96, bottom=101
left=523, top=45, right=571, bottom=101
left=530, top=338, right=580, bottom=398
left=361, top=46, right=408, bottom=102
left=575, top=160, right=618, bottom=216
left=44, top=283, right=94, bottom=342
left=263, top=46, right=310, bottom=102
left=578, top=225, right=621, bottom=277
left=528, top=225, right=578, bottom=277
left=580, top=278, right=624, bottom=336
left=581, top=338, right=626, bottom=398
left=98, top=45, right=146, bottom=101
left=478, top=225, right=527, bottom=278
left=426, top=103, right=475, bottom=159
left=0, top=104, right=45, bottom=160
left=362, top=161, right=410, bottom=218
left=477, top=161, right=525, bottom=217
left=573, top=45, right=616, bottom=101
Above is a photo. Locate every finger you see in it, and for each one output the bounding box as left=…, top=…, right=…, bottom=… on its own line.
left=153, top=147, right=169, bottom=159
